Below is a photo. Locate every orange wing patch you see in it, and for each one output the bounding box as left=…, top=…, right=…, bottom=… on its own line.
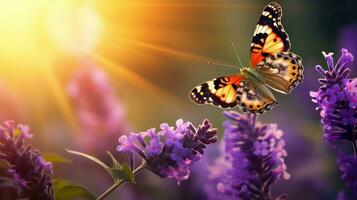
left=264, top=32, right=284, bottom=52
left=251, top=30, right=285, bottom=67
left=215, top=84, right=236, bottom=104
left=189, top=75, right=244, bottom=108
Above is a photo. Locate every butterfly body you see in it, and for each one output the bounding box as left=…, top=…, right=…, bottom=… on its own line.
left=240, top=67, right=266, bottom=83
left=189, top=2, right=304, bottom=114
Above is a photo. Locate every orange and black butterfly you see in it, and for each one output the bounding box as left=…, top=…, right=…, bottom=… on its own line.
left=189, top=2, right=303, bottom=114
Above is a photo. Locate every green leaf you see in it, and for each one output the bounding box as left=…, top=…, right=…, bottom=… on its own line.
left=42, top=152, right=71, bottom=164
left=108, top=163, right=135, bottom=183
left=53, top=179, right=70, bottom=192
left=66, top=149, right=112, bottom=176
left=55, top=186, right=96, bottom=200
left=106, top=151, right=121, bottom=169
left=122, top=163, right=135, bottom=183
left=53, top=179, right=96, bottom=200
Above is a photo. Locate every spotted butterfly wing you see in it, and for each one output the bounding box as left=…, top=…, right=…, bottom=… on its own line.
left=189, top=75, right=244, bottom=108
left=189, top=75, right=277, bottom=113
left=250, top=2, right=290, bottom=67
left=257, top=52, right=303, bottom=94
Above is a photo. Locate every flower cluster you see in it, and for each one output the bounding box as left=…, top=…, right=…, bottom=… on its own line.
left=310, top=49, right=356, bottom=144
left=0, top=121, right=53, bottom=200
left=211, top=111, right=289, bottom=200
left=117, top=119, right=217, bottom=182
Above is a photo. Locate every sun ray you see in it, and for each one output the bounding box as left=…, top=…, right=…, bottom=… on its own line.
left=38, top=58, right=80, bottom=134
left=92, top=53, right=183, bottom=105
left=105, top=25, right=212, bottom=45
left=107, top=37, right=218, bottom=64
left=103, top=2, right=253, bottom=8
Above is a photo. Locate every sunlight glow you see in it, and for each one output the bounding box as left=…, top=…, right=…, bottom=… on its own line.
left=0, top=0, right=104, bottom=69
left=0, top=0, right=47, bottom=66
left=0, top=0, right=223, bottom=133
left=46, top=1, right=104, bottom=55
left=0, top=0, right=103, bottom=133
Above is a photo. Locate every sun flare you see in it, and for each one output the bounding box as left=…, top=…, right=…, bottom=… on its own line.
left=0, top=0, right=217, bottom=133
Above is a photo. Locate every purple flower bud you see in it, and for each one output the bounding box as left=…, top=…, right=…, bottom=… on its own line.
left=116, top=134, right=134, bottom=153
left=322, top=51, right=335, bottom=71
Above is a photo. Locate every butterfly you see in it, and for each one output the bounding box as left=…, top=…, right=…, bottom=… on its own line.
left=189, top=2, right=303, bottom=114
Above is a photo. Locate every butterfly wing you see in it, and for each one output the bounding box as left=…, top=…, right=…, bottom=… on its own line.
left=250, top=2, right=290, bottom=67
left=189, top=75, right=244, bottom=108
left=189, top=75, right=277, bottom=113
left=237, top=80, right=278, bottom=114
left=257, top=52, right=303, bottom=94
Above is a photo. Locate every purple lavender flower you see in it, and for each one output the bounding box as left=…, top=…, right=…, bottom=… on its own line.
left=311, top=48, right=357, bottom=198
left=0, top=121, right=54, bottom=200
left=310, top=49, right=356, bottom=145
left=209, top=111, right=289, bottom=200
left=117, top=119, right=217, bottom=182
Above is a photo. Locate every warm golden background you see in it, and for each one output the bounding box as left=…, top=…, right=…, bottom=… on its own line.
left=0, top=0, right=356, bottom=199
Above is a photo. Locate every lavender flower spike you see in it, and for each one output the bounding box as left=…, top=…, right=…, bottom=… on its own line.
left=117, top=119, right=217, bottom=182
left=0, top=121, right=54, bottom=200
left=311, top=49, right=357, bottom=197
left=310, top=48, right=356, bottom=145
left=213, top=111, right=289, bottom=200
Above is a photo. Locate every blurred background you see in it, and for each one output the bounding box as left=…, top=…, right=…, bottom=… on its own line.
left=0, top=0, right=356, bottom=199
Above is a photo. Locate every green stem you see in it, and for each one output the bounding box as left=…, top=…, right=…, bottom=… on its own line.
left=97, top=161, right=146, bottom=200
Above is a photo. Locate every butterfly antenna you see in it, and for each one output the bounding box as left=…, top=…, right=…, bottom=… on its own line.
left=208, top=61, right=240, bottom=69
left=230, top=39, right=244, bottom=68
